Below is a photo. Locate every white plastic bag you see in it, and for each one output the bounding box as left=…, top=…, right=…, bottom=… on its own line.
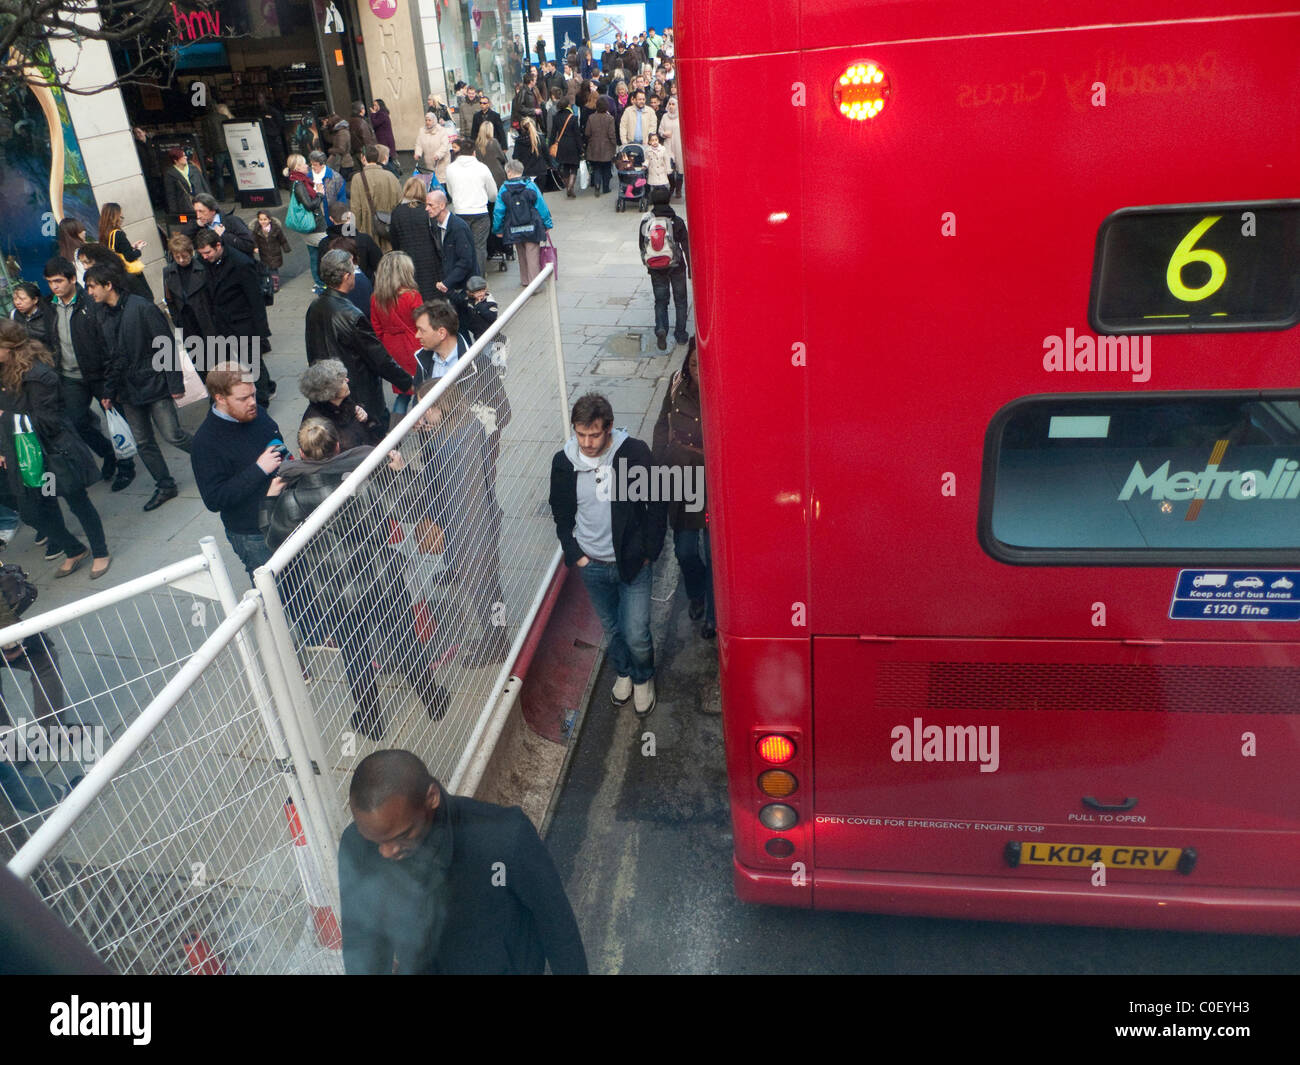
left=104, top=407, right=138, bottom=460
left=577, top=160, right=590, bottom=190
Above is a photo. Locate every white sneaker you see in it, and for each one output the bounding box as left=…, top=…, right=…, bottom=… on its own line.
left=633, top=678, right=656, bottom=717
left=611, top=675, right=633, bottom=705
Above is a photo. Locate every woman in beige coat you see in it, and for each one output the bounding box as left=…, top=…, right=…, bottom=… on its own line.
left=657, top=97, right=684, bottom=201
left=412, top=112, right=451, bottom=185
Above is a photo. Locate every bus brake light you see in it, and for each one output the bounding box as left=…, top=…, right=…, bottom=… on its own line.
left=757, top=734, right=796, bottom=763
left=834, top=62, right=890, bottom=120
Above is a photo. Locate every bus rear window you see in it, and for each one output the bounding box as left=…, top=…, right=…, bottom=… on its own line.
left=980, top=393, right=1300, bottom=564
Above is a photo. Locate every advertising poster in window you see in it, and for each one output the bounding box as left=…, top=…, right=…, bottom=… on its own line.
left=222, top=120, right=281, bottom=207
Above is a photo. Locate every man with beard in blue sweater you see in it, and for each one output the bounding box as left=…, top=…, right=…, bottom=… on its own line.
left=191, top=362, right=285, bottom=580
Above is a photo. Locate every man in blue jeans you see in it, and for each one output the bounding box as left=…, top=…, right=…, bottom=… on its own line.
left=549, top=393, right=667, bottom=716
left=638, top=187, right=691, bottom=351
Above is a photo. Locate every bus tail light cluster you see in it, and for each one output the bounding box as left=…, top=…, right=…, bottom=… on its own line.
left=755, top=733, right=803, bottom=860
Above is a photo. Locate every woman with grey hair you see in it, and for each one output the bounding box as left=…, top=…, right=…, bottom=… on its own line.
left=299, top=358, right=384, bottom=452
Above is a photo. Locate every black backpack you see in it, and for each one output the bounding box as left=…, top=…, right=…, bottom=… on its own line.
left=0, top=563, right=38, bottom=628
left=501, top=182, right=543, bottom=243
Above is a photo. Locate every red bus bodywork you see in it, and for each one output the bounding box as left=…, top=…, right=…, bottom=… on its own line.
left=679, top=1, right=1300, bottom=933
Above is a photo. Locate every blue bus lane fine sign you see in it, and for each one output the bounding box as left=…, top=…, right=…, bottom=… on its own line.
left=1170, top=570, right=1300, bottom=621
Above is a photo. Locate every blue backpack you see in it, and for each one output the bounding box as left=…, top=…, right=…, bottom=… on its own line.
left=501, top=182, right=544, bottom=244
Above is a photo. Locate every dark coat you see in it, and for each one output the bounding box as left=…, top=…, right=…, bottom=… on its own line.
left=411, top=332, right=510, bottom=433
left=0, top=362, right=100, bottom=498
left=370, top=108, right=397, bottom=154
left=584, top=111, right=617, bottom=163
left=204, top=246, right=270, bottom=342
left=304, top=289, right=413, bottom=423
left=9, top=302, right=54, bottom=352
left=162, top=258, right=217, bottom=341
left=511, top=132, right=549, bottom=183
left=433, top=212, right=479, bottom=291
left=104, top=230, right=154, bottom=301
left=301, top=395, right=384, bottom=452
left=328, top=123, right=355, bottom=172
left=180, top=212, right=256, bottom=258
left=551, top=109, right=583, bottom=166
left=511, top=86, right=545, bottom=126
left=163, top=164, right=211, bottom=216
left=471, top=109, right=508, bottom=151
left=549, top=434, right=668, bottom=584
left=252, top=217, right=292, bottom=270
left=388, top=202, right=441, bottom=300
left=652, top=365, right=706, bottom=531
left=349, top=114, right=377, bottom=157
left=476, top=138, right=508, bottom=187
left=337, top=786, right=587, bottom=975
left=98, top=293, right=182, bottom=405
left=45, top=288, right=109, bottom=396
left=320, top=224, right=382, bottom=282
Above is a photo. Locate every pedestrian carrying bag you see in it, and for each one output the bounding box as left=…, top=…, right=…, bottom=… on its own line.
left=549, top=113, right=571, bottom=158
left=285, top=185, right=318, bottom=233
left=539, top=237, right=559, bottom=280
left=0, top=562, right=37, bottom=626
left=357, top=165, right=391, bottom=241
left=109, top=230, right=145, bottom=275
left=12, top=415, right=44, bottom=489
left=502, top=183, right=545, bottom=243
left=103, top=407, right=138, bottom=460
left=640, top=215, right=681, bottom=270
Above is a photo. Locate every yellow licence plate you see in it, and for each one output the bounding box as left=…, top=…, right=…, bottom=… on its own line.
left=1019, top=842, right=1183, bottom=871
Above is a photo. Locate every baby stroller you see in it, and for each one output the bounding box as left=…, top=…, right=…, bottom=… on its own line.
left=486, top=230, right=515, bottom=272
left=615, top=144, right=648, bottom=213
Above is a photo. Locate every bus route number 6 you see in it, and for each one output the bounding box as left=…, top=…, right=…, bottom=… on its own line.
left=1166, top=215, right=1227, bottom=302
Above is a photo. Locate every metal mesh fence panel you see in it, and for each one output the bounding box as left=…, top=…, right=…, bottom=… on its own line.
left=2, top=555, right=341, bottom=974
left=264, top=273, right=567, bottom=823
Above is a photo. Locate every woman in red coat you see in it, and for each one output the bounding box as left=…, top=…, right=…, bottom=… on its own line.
left=370, top=251, right=423, bottom=416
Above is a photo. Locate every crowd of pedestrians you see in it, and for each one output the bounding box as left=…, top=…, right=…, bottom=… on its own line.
left=0, top=28, right=708, bottom=974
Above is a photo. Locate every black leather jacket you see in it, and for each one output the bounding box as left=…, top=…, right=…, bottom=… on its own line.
left=304, top=289, right=413, bottom=425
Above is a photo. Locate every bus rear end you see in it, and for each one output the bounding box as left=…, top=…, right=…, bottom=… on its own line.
left=680, top=0, right=1300, bottom=932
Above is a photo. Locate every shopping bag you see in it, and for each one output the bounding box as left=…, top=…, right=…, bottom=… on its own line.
left=104, top=407, right=138, bottom=460
left=12, top=415, right=44, bottom=489
left=577, top=160, right=590, bottom=190
left=175, top=334, right=209, bottom=407
left=538, top=238, right=558, bottom=281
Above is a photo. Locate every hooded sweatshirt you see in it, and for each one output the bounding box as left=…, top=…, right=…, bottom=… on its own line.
left=549, top=429, right=668, bottom=583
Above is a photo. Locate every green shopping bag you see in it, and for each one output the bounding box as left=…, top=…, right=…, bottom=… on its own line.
left=13, top=414, right=44, bottom=489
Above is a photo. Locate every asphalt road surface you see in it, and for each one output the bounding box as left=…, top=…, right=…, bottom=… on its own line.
left=545, top=590, right=1300, bottom=976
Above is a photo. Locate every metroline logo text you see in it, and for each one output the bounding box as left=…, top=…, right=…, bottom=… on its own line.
left=1118, top=457, right=1300, bottom=502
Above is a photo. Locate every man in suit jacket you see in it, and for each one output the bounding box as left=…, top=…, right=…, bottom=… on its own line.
left=425, top=189, right=479, bottom=295
left=338, top=749, right=587, bottom=974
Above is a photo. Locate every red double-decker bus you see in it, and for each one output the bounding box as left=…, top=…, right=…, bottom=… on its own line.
left=679, top=0, right=1300, bottom=932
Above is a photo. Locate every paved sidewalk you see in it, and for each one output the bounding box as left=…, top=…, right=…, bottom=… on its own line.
left=6, top=181, right=691, bottom=608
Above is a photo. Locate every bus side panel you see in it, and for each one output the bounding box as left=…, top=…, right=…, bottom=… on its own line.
left=719, top=633, right=813, bottom=907
left=678, top=51, right=811, bottom=640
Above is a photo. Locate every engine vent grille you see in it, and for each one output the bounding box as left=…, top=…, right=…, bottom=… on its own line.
left=875, top=662, right=1300, bottom=714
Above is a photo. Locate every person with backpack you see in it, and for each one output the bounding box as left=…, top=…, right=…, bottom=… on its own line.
left=638, top=186, right=691, bottom=350
left=491, top=159, right=554, bottom=286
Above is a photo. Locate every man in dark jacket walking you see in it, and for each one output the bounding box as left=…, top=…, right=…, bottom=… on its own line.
left=425, top=190, right=479, bottom=296
left=43, top=258, right=130, bottom=490
left=305, top=250, right=413, bottom=432
left=85, top=264, right=191, bottom=511
left=549, top=392, right=666, bottom=716
left=339, top=748, right=586, bottom=974
left=195, top=228, right=275, bottom=406
left=191, top=362, right=285, bottom=580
